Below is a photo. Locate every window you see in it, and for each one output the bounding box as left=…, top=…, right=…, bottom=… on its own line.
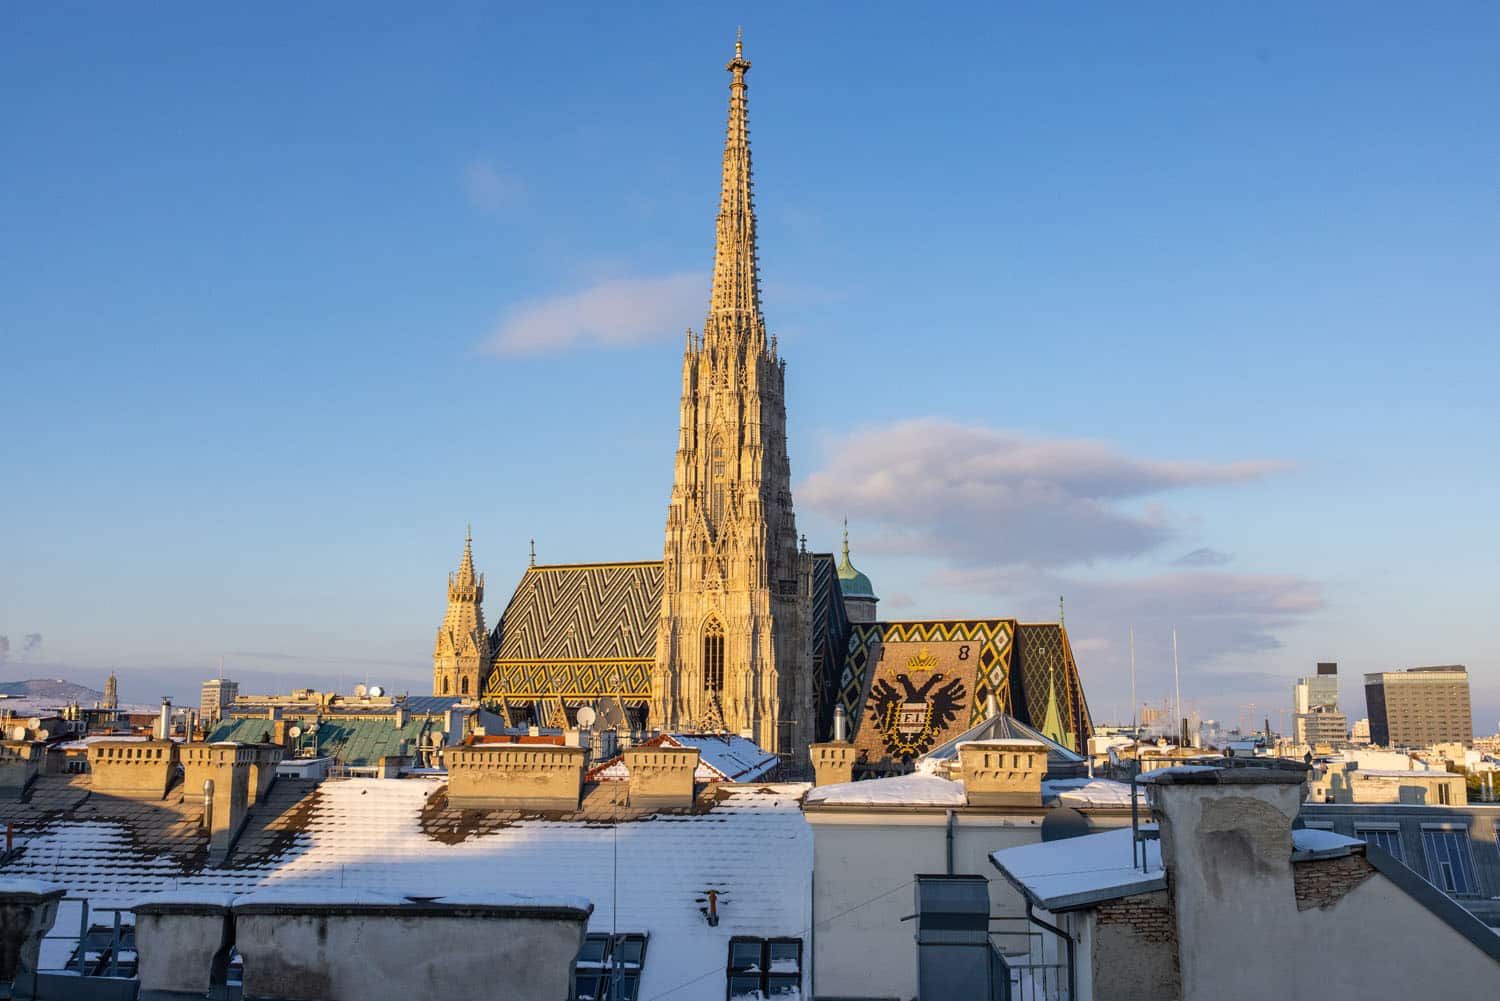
left=461, top=677, right=470, bottom=696
left=703, top=619, right=725, bottom=693
left=1356, top=827, right=1404, bottom=863
left=443, top=677, right=450, bottom=695
left=575, top=933, right=648, bottom=1001
left=710, top=436, right=727, bottom=524
left=727, top=937, right=802, bottom=1000
left=1421, top=829, right=1478, bottom=895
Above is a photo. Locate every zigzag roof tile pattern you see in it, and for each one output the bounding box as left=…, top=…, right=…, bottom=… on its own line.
left=489, top=562, right=665, bottom=662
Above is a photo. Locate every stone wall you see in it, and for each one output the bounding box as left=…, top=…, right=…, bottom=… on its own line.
left=445, top=744, right=585, bottom=811
left=87, top=740, right=179, bottom=799
left=1293, top=853, right=1375, bottom=911
left=0, top=882, right=65, bottom=985
left=1091, top=889, right=1181, bottom=1001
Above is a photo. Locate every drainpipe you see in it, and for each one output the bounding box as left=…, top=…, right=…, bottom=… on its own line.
left=1026, top=901, right=1075, bottom=1000
left=202, top=778, right=214, bottom=834
left=945, top=810, right=956, bottom=875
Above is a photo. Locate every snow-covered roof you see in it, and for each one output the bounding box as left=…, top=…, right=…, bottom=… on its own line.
left=804, top=773, right=966, bottom=808
left=587, top=733, right=779, bottom=783
left=1041, top=778, right=1141, bottom=809
left=0, top=776, right=812, bottom=999
left=1291, top=828, right=1364, bottom=858
left=989, top=828, right=1165, bottom=912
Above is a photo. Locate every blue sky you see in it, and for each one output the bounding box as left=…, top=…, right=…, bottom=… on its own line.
left=3, top=3, right=1496, bottom=734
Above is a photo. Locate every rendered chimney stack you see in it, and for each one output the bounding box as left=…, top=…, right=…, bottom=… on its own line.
left=622, top=745, right=700, bottom=809
left=445, top=744, right=587, bottom=811
left=959, top=739, right=1047, bottom=807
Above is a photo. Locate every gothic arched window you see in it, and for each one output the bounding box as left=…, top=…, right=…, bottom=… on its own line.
left=461, top=677, right=470, bottom=696
left=703, top=619, right=725, bottom=693
left=443, top=677, right=451, bottom=695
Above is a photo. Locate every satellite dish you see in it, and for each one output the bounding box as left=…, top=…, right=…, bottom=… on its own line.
left=576, top=707, right=598, bottom=730
left=354, top=684, right=368, bottom=697
left=288, top=726, right=303, bottom=739
left=368, top=685, right=384, bottom=697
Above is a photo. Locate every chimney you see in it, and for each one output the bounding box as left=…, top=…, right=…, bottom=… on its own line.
left=958, top=739, right=1046, bottom=807
left=394, top=706, right=408, bottom=729
left=809, top=742, right=854, bottom=787
left=1141, top=763, right=1309, bottom=998
left=87, top=739, right=179, bottom=799
left=158, top=698, right=173, bottom=740
left=832, top=705, right=849, bottom=743
left=445, top=744, right=586, bottom=811
left=623, top=745, right=700, bottom=809
left=180, top=743, right=255, bottom=862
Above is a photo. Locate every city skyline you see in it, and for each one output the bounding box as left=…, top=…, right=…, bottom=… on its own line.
left=3, top=5, right=1497, bottom=730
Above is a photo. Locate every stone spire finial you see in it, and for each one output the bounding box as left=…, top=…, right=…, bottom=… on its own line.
left=842, top=517, right=850, bottom=562
left=707, top=26, right=761, bottom=331
left=735, top=25, right=743, bottom=59
left=529, top=538, right=536, bottom=567
left=1058, top=594, right=1065, bottom=628
left=455, top=527, right=477, bottom=585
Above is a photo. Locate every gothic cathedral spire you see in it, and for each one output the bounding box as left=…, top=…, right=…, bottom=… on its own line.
left=653, top=34, right=814, bottom=757
left=433, top=527, right=489, bottom=699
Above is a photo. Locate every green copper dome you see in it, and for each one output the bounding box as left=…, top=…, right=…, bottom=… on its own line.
left=836, top=522, right=876, bottom=599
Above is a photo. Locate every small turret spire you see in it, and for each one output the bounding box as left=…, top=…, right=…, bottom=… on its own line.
left=736, top=25, right=743, bottom=59
left=529, top=538, right=536, bottom=567
left=842, top=517, right=850, bottom=562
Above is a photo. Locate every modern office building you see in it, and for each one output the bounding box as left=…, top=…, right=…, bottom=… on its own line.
left=1292, top=662, right=1344, bottom=746
left=199, top=677, right=239, bottom=725
left=1364, top=666, right=1473, bottom=748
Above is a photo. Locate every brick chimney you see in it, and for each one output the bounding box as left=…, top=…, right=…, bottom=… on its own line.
left=622, top=746, right=700, bottom=809
left=959, top=739, right=1047, bottom=807
left=445, top=745, right=586, bottom=811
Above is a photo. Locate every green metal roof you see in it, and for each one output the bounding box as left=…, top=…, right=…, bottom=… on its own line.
left=205, top=716, right=430, bottom=766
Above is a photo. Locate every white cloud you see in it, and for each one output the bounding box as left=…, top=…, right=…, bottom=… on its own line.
left=799, top=419, right=1286, bottom=568
left=482, top=272, right=707, bottom=355
left=464, top=161, right=525, bottom=214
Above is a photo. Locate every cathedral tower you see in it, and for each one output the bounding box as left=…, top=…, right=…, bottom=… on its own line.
left=433, top=528, right=489, bottom=698
left=652, top=35, right=815, bottom=756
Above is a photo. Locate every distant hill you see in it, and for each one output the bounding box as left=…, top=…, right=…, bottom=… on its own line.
left=0, top=678, right=106, bottom=704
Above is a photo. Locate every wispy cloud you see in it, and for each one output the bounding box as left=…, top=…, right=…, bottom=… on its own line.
left=482, top=272, right=707, bottom=355
left=463, top=160, right=525, bottom=215
left=800, top=419, right=1287, bottom=569
left=1172, top=547, right=1233, bottom=567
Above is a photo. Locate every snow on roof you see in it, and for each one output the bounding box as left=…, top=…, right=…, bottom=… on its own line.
left=1291, top=828, right=1364, bottom=857
left=989, top=828, right=1164, bottom=912
left=1041, top=778, right=1141, bottom=809
left=804, top=773, right=966, bottom=807
left=585, top=733, right=779, bottom=783
left=0, top=878, right=65, bottom=897
left=2, top=777, right=812, bottom=997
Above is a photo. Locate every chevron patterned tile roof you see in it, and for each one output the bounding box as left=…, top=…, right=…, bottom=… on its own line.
left=490, top=562, right=665, bottom=662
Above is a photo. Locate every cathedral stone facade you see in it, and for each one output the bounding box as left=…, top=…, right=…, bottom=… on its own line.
left=431, top=39, right=1095, bottom=770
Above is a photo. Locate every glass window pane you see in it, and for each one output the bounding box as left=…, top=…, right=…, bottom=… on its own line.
left=766, top=973, right=800, bottom=996
left=616, top=936, right=646, bottom=966
left=767, top=941, right=800, bottom=971
left=1356, top=828, right=1404, bottom=863
left=578, top=936, right=608, bottom=965
left=729, top=940, right=762, bottom=970
left=728, top=972, right=763, bottom=997
left=1422, top=830, right=1477, bottom=895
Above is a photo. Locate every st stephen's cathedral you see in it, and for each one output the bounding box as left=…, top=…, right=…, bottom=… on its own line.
left=432, top=37, right=1093, bottom=772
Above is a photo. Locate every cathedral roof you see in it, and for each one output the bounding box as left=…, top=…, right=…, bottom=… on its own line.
left=491, top=562, right=665, bottom=662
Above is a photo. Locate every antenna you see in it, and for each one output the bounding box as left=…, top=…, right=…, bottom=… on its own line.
left=218, top=655, right=224, bottom=681
left=1129, top=626, right=1137, bottom=734
left=1172, top=629, right=1183, bottom=746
